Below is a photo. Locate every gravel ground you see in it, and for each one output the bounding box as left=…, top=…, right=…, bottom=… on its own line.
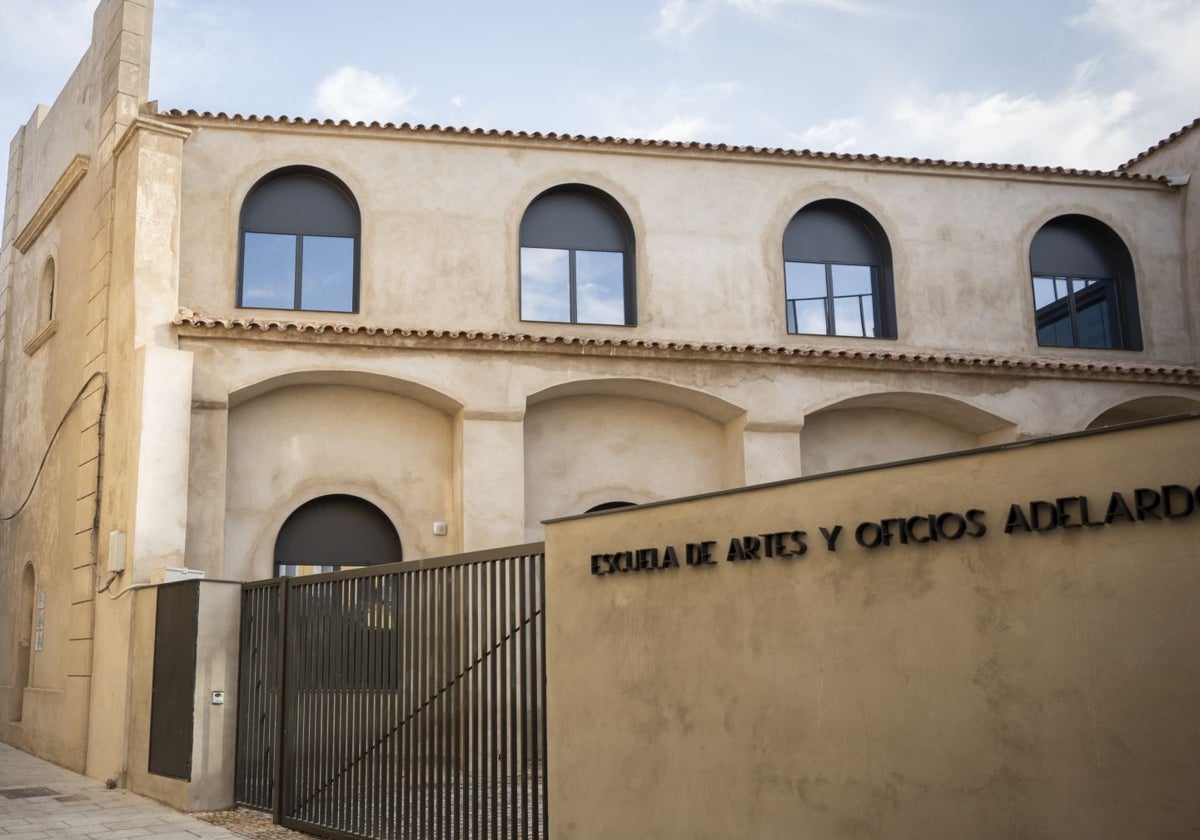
left=193, top=807, right=319, bottom=839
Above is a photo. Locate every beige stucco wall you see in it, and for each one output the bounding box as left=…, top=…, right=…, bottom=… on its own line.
left=800, top=406, right=980, bottom=474
left=0, top=0, right=156, bottom=773
left=170, top=119, right=1194, bottom=365
left=223, top=383, right=456, bottom=580
left=544, top=414, right=1200, bottom=840
left=524, top=394, right=730, bottom=533
left=2, top=0, right=1199, bottom=798
left=1125, top=126, right=1199, bottom=348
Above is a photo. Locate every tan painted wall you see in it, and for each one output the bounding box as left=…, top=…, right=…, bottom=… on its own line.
left=801, top=406, right=980, bottom=474
left=2, top=0, right=1200, bottom=796
left=1127, top=128, right=1200, bottom=371
left=223, top=384, right=456, bottom=580
left=544, top=415, right=1200, bottom=840
left=0, top=0, right=156, bottom=772
left=171, top=121, right=1194, bottom=365
left=524, top=395, right=729, bottom=534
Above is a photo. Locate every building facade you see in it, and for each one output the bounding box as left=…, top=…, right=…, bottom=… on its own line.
left=1, top=0, right=1199, bottom=783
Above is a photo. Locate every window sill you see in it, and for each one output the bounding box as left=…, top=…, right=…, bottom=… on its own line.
left=23, top=320, right=58, bottom=356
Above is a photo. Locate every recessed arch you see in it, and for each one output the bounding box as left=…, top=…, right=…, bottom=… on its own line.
left=227, top=369, right=463, bottom=414
left=526, top=378, right=743, bottom=424
left=800, top=392, right=1015, bottom=475
left=1086, top=396, right=1200, bottom=429
left=807, top=392, right=1016, bottom=437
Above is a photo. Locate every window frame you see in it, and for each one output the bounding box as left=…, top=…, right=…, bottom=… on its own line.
left=1029, top=215, right=1142, bottom=351
left=519, top=185, right=637, bottom=327
left=237, top=166, right=362, bottom=314
left=782, top=199, right=896, bottom=340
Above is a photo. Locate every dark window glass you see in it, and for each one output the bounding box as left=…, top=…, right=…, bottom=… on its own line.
left=242, top=233, right=297, bottom=308
left=300, top=235, right=356, bottom=312
left=274, top=494, right=402, bottom=577
left=1029, top=216, right=1140, bottom=350
left=783, top=200, right=895, bottom=339
left=519, top=247, right=571, bottom=322
left=519, top=187, right=635, bottom=326
left=239, top=168, right=360, bottom=313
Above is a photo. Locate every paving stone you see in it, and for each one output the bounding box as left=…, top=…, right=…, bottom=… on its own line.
left=0, top=743, right=253, bottom=840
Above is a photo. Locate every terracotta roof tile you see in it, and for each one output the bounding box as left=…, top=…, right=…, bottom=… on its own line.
left=1119, top=117, right=1200, bottom=171
left=158, top=110, right=1166, bottom=184
left=172, top=309, right=1200, bottom=383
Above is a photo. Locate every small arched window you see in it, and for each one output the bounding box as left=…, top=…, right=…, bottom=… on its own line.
left=1030, top=215, right=1141, bottom=350
left=238, top=167, right=360, bottom=313
left=41, top=257, right=56, bottom=324
left=585, top=500, right=635, bottom=513
left=783, top=199, right=896, bottom=339
left=273, top=494, right=402, bottom=577
left=520, top=186, right=636, bottom=326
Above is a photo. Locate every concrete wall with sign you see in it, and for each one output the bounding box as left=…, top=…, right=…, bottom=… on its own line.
left=544, top=414, right=1200, bottom=840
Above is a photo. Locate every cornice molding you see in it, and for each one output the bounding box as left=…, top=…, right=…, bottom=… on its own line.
left=23, top=319, right=58, bottom=355
left=172, top=309, right=1200, bottom=385
left=14, top=156, right=90, bottom=254
left=113, top=116, right=193, bottom=159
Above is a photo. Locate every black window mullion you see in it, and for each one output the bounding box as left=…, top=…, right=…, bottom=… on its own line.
left=293, top=235, right=304, bottom=310
left=824, top=262, right=835, bottom=335
left=568, top=249, right=579, bottom=323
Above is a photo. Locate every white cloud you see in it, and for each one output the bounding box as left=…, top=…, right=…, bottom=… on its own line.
left=655, top=0, right=718, bottom=45
left=311, top=67, right=417, bottom=124
left=594, top=81, right=738, bottom=143
left=866, top=0, right=1200, bottom=168
left=888, top=88, right=1139, bottom=169
left=726, top=0, right=886, bottom=19
left=792, top=117, right=862, bottom=153
left=1078, top=0, right=1200, bottom=90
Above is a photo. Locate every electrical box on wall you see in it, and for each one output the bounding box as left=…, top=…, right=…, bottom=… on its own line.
left=107, top=531, right=127, bottom=574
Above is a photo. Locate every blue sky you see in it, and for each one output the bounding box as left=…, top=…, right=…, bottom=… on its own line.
left=1, top=0, right=1198, bottom=192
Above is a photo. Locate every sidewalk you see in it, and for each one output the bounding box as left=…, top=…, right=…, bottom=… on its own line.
left=0, top=741, right=300, bottom=839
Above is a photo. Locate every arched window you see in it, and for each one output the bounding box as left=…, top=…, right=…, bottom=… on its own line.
left=273, top=494, right=402, bottom=577
left=12, top=564, right=35, bottom=722
left=1030, top=215, right=1141, bottom=350
left=585, top=500, right=635, bottom=513
left=519, top=186, right=636, bottom=326
left=238, top=167, right=360, bottom=313
left=40, top=257, right=56, bottom=324
left=783, top=199, right=896, bottom=338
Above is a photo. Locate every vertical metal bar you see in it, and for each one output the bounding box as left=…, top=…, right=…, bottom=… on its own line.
left=417, top=569, right=427, bottom=840
left=276, top=581, right=290, bottom=825
left=402, top=569, right=414, bottom=840
left=538, top=552, right=548, bottom=837
left=388, top=572, right=399, bottom=840
left=518, top=554, right=530, bottom=838
left=507, top=555, right=518, bottom=840
left=370, top=576, right=381, bottom=839
left=471, top=559, right=482, bottom=840
left=453, top=563, right=463, bottom=840
left=490, top=557, right=500, bottom=839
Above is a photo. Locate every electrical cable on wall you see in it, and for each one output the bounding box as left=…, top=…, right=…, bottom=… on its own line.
left=0, top=371, right=108, bottom=522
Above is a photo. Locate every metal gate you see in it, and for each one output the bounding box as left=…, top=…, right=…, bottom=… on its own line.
left=235, top=543, right=548, bottom=840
